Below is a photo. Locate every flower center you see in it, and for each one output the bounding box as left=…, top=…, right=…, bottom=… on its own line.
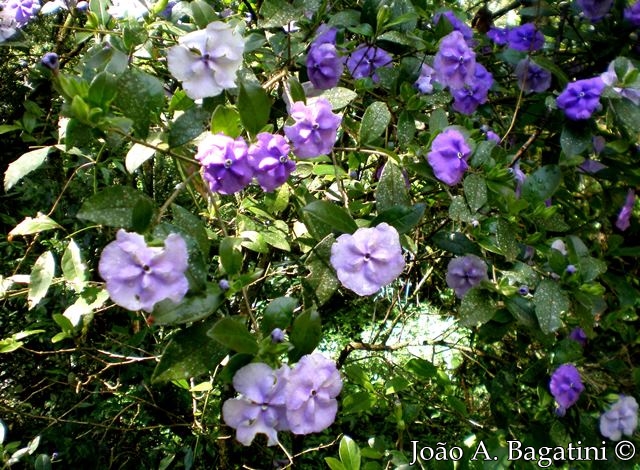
left=142, top=264, right=151, bottom=272
left=459, top=56, right=466, bottom=64
left=457, top=151, right=464, bottom=159
left=363, top=253, right=371, bottom=261
left=224, top=159, right=233, bottom=168
left=312, top=123, right=320, bottom=130
left=279, top=155, right=288, bottom=163
left=579, top=91, right=585, bottom=98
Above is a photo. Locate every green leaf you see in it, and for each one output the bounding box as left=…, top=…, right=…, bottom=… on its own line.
left=237, top=80, right=271, bottom=136
left=359, top=101, right=391, bottom=145
left=131, top=196, right=155, bottom=233
left=339, top=436, right=361, bottom=470
left=8, top=213, right=61, bottom=238
left=397, top=110, right=415, bottom=148
left=319, top=87, right=358, bottom=109
left=288, top=76, right=306, bottom=103
left=429, top=108, right=448, bottom=133
left=463, top=173, right=488, bottom=213
left=28, top=251, right=55, bottom=310
left=125, top=143, right=156, bottom=173
left=211, top=105, right=242, bottom=138
left=114, top=69, right=164, bottom=139
left=88, top=71, right=118, bottom=107
left=61, top=239, right=86, bottom=292
left=4, top=146, right=54, bottom=191
left=376, top=161, right=409, bottom=212
left=261, top=297, right=298, bottom=334
left=449, top=195, right=474, bottom=223
left=325, top=457, right=347, bottom=470
left=405, top=358, right=438, bottom=380
left=259, top=0, right=306, bottom=28
left=152, top=284, right=223, bottom=326
left=289, top=308, right=322, bottom=361
left=495, top=219, right=518, bottom=262
left=533, top=280, right=569, bottom=334
left=0, top=124, right=21, bottom=135
left=432, top=231, right=480, bottom=256
left=560, top=125, right=591, bottom=158
left=208, top=317, right=259, bottom=354
left=89, top=0, right=110, bottom=27
left=76, top=186, right=156, bottom=229
left=303, top=235, right=339, bottom=307
left=171, top=204, right=210, bottom=257
left=302, top=200, right=358, bottom=239
left=219, top=237, right=243, bottom=276
left=62, top=289, right=109, bottom=328
left=521, top=165, right=562, bottom=203
left=611, top=98, right=640, bottom=137
left=459, top=290, right=496, bottom=327
left=190, top=0, right=217, bottom=28
left=152, top=317, right=229, bottom=383
left=370, top=204, right=425, bottom=234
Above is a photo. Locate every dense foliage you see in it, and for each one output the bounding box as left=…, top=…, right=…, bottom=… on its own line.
left=1, top=0, right=640, bottom=468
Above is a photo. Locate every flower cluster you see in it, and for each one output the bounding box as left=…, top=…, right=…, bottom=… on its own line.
left=599, top=395, right=638, bottom=441
left=222, top=353, right=342, bottom=445
left=556, top=77, right=605, bottom=120
left=445, top=255, right=488, bottom=298
left=284, top=98, right=342, bottom=158
left=515, top=58, right=552, bottom=93
left=330, top=223, right=405, bottom=296
left=98, top=230, right=189, bottom=312
left=549, top=364, right=584, bottom=416
left=576, top=0, right=613, bottom=22
left=427, top=129, right=472, bottom=185
left=506, top=23, right=544, bottom=52
left=1, top=0, right=40, bottom=41
left=167, top=21, right=245, bottom=100
left=451, top=63, right=493, bottom=115
left=615, top=189, right=635, bottom=231
left=346, top=44, right=392, bottom=83
left=306, top=26, right=344, bottom=90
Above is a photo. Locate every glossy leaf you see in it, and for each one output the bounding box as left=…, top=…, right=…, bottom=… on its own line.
left=237, top=80, right=271, bottom=136
left=61, top=239, right=86, bottom=292
left=208, top=317, right=259, bottom=354
left=339, top=435, right=361, bottom=470
left=376, top=161, right=409, bottom=212
left=302, top=200, right=358, bottom=239
left=260, top=296, right=298, bottom=334
left=8, top=213, right=61, bottom=238
left=152, top=283, right=223, bottom=326
left=28, top=251, right=55, bottom=310
left=533, top=280, right=569, bottom=334
left=76, top=186, right=156, bottom=229
left=521, top=165, right=561, bottom=203
left=360, top=101, right=391, bottom=145
left=289, top=308, right=322, bottom=361
left=4, top=146, right=54, bottom=191
left=370, top=204, right=425, bottom=234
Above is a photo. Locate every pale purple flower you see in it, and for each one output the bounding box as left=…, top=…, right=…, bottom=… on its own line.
left=451, top=63, right=493, bottom=114
left=248, top=133, right=295, bottom=192
left=518, top=285, right=530, bottom=295
left=195, top=133, right=253, bottom=195
left=414, top=64, right=436, bottom=94
left=284, top=98, right=341, bottom=158
left=557, top=77, right=605, bottom=120
left=566, top=264, right=577, bottom=274
left=549, top=364, right=584, bottom=416
left=167, top=21, right=245, bottom=100
left=515, top=58, right=552, bottom=93
left=486, top=130, right=500, bottom=144
left=271, top=328, right=286, bottom=343
left=625, top=0, right=640, bottom=25
left=434, top=30, right=476, bottom=90
left=601, top=61, right=640, bottom=105
left=568, top=327, right=587, bottom=346
left=434, top=10, right=474, bottom=44
left=445, top=255, right=488, bottom=298
left=551, top=239, right=568, bottom=255
left=576, top=0, right=613, bottom=21
left=600, top=395, right=639, bottom=441
left=579, top=159, right=607, bottom=174
left=3, top=0, right=40, bottom=26
left=222, top=363, right=289, bottom=446
left=616, top=189, right=635, bottom=231
left=427, top=129, right=471, bottom=186
left=507, top=23, right=544, bottom=52
left=219, top=279, right=230, bottom=291
left=487, top=26, right=510, bottom=45
left=98, top=230, right=189, bottom=312
left=510, top=162, right=526, bottom=197
left=284, top=353, right=342, bottom=435
left=346, top=44, right=392, bottom=83
left=330, top=223, right=405, bottom=296
left=306, top=27, right=344, bottom=89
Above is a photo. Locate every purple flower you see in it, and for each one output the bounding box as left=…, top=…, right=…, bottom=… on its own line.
left=306, top=27, right=344, bottom=89
left=284, top=353, right=342, bottom=435
left=566, top=264, right=577, bottom=274
left=600, top=395, right=639, bottom=441
left=487, top=26, right=510, bottom=45
left=601, top=61, right=640, bottom=106
left=98, top=230, right=189, bottom=312
left=556, top=77, right=605, bottom=120
left=625, top=0, right=640, bottom=25
left=434, top=30, right=476, bottom=90
left=515, top=58, right=552, bottom=93
left=41, top=52, right=59, bottom=72
left=330, top=223, right=405, bottom=296
left=284, top=98, right=341, bottom=158
left=427, top=129, right=471, bottom=185
left=445, top=255, right=488, bottom=298
left=434, top=10, right=474, bottom=44
left=510, top=162, right=526, bottom=197
left=195, top=134, right=253, bottom=195
left=271, top=328, right=286, bottom=343
left=346, top=44, right=392, bottom=83
left=219, top=279, right=230, bottom=291
left=222, top=363, right=289, bottom=446
left=551, top=239, right=568, bottom=255
left=568, top=327, right=587, bottom=346
left=579, top=159, right=607, bottom=174
left=518, top=285, right=530, bottom=295
left=549, top=364, right=584, bottom=416
left=616, top=189, right=635, bottom=231
left=576, top=0, right=613, bottom=21
left=507, top=23, right=544, bottom=52
left=592, top=135, right=606, bottom=155
left=3, top=0, right=40, bottom=26
left=414, top=64, right=436, bottom=94
left=451, top=63, right=493, bottom=115
left=248, top=133, right=295, bottom=192
left=485, top=130, right=501, bottom=144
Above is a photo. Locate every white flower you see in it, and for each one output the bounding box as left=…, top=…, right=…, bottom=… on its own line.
left=167, top=21, right=245, bottom=100
left=107, top=0, right=150, bottom=19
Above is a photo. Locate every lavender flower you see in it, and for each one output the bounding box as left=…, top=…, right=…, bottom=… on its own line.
left=506, top=23, right=544, bottom=52
left=248, top=133, right=295, bottom=192
left=616, top=189, right=635, bottom=231
left=3, top=0, right=40, bottom=26
left=98, top=230, right=189, bottom=312
left=451, top=63, right=493, bottom=115
left=487, top=26, right=510, bottom=45
left=167, top=21, right=245, bottom=100
left=433, top=30, right=476, bottom=90
left=566, top=264, right=577, bottom=274
left=445, top=255, right=488, bottom=298
left=549, top=364, right=584, bottom=416
left=625, top=0, right=640, bottom=26
left=195, top=134, right=253, bottom=195
left=306, top=27, right=344, bottom=89
left=515, top=58, right=552, bottom=93
left=330, top=223, right=405, bottom=296
left=427, top=129, right=471, bottom=185
left=556, top=77, right=605, bottom=120
left=601, top=61, right=640, bottom=106
left=600, top=396, right=639, bottom=441
left=346, top=44, right=392, bottom=83
left=271, top=328, right=286, bottom=343
left=510, top=162, right=526, bottom=197
left=485, top=130, right=501, bottom=144
left=518, top=285, right=530, bottom=295
left=434, top=10, right=474, bottom=44
left=576, top=0, right=613, bottom=22
left=414, top=64, right=436, bottom=94
left=568, top=327, right=587, bottom=346
left=592, top=135, right=606, bottom=154
left=284, top=98, right=341, bottom=158
left=579, top=159, right=607, bottom=174
left=551, top=239, right=567, bottom=255
left=284, top=353, right=342, bottom=434
left=222, top=363, right=289, bottom=446
left=41, top=52, right=59, bottom=72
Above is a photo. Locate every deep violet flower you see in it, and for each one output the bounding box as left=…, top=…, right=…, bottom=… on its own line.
left=506, top=23, right=544, bottom=52
left=346, top=44, right=392, bottom=83
left=576, top=0, right=613, bottom=21
left=568, top=327, right=587, bottom=346
left=427, top=128, right=472, bottom=185
left=195, top=133, right=253, bottom=195
left=556, top=77, right=605, bottom=120
left=616, top=189, right=635, bottom=231
left=600, top=395, right=639, bottom=441
left=445, top=255, right=488, bottom=298
left=515, top=58, right=552, bottom=93
left=451, top=63, right=493, bottom=114
left=248, top=133, right=295, bottom=192
left=433, top=30, right=476, bottom=90
left=306, top=26, right=344, bottom=89
left=284, top=98, right=341, bottom=158
left=487, top=26, right=510, bottom=45
left=549, top=364, right=584, bottom=416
